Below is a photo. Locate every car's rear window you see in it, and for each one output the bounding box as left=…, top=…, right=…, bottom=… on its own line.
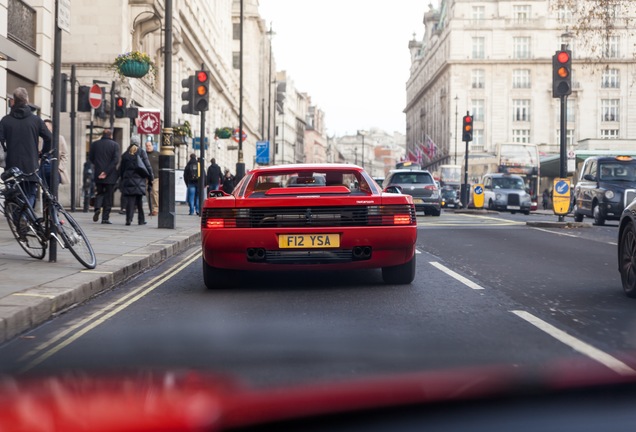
left=248, top=170, right=373, bottom=195
left=391, top=172, right=433, bottom=184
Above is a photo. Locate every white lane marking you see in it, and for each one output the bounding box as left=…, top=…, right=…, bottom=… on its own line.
left=415, top=249, right=422, bottom=254
left=429, top=261, right=485, bottom=290
left=511, top=310, right=636, bottom=376
left=531, top=227, right=580, bottom=238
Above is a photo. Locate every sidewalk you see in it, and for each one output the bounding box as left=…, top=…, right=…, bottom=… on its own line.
left=0, top=203, right=201, bottom=344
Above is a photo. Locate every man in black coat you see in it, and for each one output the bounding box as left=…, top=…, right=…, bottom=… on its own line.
left=206, top=158, right=222, bottom=194
left=0, top=87, right=52, bottom=207
left=88, top=129, right=120, bottom=224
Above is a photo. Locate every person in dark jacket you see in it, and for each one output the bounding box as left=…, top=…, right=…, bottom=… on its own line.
left=184, top=154, right=200, bottom=215
left=88, top=129, right=120, bottom=224
left=119, top=142, right=150, bottom=225
left=0, top=87, right=52, bottom=207
left=206, top=158, right=223, bottom=194
left=221, top=169, right=235, bottom=194
left=144, top=139, right=159, bottom=216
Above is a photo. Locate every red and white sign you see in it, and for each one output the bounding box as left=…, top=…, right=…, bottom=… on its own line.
left=137, top=110, right=161, bottom=135
left=88, top=84, right=102, bottom=109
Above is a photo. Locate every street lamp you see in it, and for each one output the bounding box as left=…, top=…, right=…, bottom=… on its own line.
left=454, top=95, right=459, bottom=165
left=266, top=22, right=275, bottom=163
left=357, top=130, right=366, bottom=169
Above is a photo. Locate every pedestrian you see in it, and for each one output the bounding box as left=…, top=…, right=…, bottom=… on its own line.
left=41, top=119, right=69, bottom=188
left=119, top=140, right=150, bottom=225
left=206, top=157, right=222, bottom=195
left=542, top=188, right=550, bottom=210
left=0, top=87, right=52, bottom=207
left=88, top=129, right=120, bottom=224
left=145, top=139, right=159, bottom=216
left=222, top=169, right=235, bottom=194
left=184, top=153, right=200, bottom=215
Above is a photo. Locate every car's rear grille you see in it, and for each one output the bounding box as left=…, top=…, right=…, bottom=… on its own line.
left=625, top=189, right=636, bottom=207
left=265, top=250, right=353, bottom=264
left=507, top=194, right=520, bottom=206
left=202, top=205, right=416, bottom=228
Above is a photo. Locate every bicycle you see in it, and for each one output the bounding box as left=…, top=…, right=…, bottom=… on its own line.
left=0, top=164, right=97, bottom=269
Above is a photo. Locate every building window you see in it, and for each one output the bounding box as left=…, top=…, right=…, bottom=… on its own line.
left=472, top=99, right=485, bottom=122
left=512, top=69, right=531, bottom=88
left=557, top=7, right=573, bottom=23
left=566, top=104, right=575, bottom=123
left=602, top=69, right=620, bottom=88
left=603, top=36, right=620, bottom=59
left=601, top=99, right=620, bottom=122
left=557, top=129, right=575, bottom=146
left=232, top=23, right=241, bottom=40
left=513, top=37, right=531, bottom=59
left=472, top=37, right=485, bottom=59
left=513, top=5, right=531, bottom=23
left=472, top=129, right=484, bottom=146
left=601, top=129, right=619, bottom=139
left=472, top=6, right=485, bottom=20
left=471, top=69, right=485, bottom=88
left=512, top=99, right=531, bottom=122
left=232, top=52, right=240, bottom=69
left=512, top=129, right=530, bottom=143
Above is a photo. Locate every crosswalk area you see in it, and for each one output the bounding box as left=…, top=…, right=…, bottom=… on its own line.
left=416, top=212, right=525, bottom=228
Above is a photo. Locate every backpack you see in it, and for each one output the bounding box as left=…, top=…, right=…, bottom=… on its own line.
left=185, top=161, right=199, bottom=183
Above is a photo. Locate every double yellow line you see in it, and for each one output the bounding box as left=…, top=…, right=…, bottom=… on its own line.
left=19, top=249, right=201, bottom=373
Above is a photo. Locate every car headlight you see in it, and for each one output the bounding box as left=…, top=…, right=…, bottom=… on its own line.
left=495, top=193, right=502, bottom=200
left=605, top=190, right=615, bottom=200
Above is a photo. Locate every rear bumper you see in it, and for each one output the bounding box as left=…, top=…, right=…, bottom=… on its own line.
left=202, top=226, right=417, bottom=271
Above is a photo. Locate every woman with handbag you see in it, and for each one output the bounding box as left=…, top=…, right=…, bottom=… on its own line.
left=119, top=139, right=152, bottom=225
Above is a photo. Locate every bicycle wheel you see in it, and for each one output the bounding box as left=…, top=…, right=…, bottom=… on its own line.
left=53, top=205, right=97, bottom=269
left=3, top=201, right=46, bottom=259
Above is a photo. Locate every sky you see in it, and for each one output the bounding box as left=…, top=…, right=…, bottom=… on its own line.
left=258, top=0, right=436, bottom=137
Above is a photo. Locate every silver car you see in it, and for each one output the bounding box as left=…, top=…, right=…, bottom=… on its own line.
left=384, top=169, right=441, bottom=216
left=483, top=173, right=532, bottom=215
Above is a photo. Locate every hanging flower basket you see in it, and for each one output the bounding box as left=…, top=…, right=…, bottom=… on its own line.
left=111, top=51, right=157, bottom=80
left=214, top=127, right=233, bottom=139
left=119, top=60, right=150, bottom=78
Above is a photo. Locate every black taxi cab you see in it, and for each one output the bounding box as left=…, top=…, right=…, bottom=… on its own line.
left=573, top=155, right=636, bottom=225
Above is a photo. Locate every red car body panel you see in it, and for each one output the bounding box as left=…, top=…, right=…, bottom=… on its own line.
left=201, top=164, right=417, bottom=273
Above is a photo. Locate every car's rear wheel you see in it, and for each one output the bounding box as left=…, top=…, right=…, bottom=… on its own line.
left=593, top=203, right=605, bottom=226
left=619, top=221, right=636, bottom=297
left=202, top=258, right=236, bottom=289
left=430, top=208, right=441, bottom=217
left=382, top=255, right=416, bottom=285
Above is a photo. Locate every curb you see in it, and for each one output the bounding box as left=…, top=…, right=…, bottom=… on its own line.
left=0, top=228, right=201, bottom=344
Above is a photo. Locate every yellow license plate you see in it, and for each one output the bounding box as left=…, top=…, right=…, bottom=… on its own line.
left=412, top=198, right=423, bottom=203
left=278, top=234, right=340, bottom=249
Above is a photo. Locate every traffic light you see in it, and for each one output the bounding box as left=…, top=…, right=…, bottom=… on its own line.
left=552, top=49, right=572, bottom=98
left=462, top=114, right=473, bottom=142
left=194, top=70, right=210, bottom=112
left=181, top=76, right=195, bottom=114
left=114, top=97, right=126, bottom=118
left=77, top=86, right=91, bottom=112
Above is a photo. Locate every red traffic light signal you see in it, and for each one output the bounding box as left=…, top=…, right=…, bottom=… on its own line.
left=114, top=97, right=126, bottom=118
left=462, top=114, right=473, bottom=142
left=194, top=70, right=210, bottom=112
left=552, top=49, right=572, bottom=98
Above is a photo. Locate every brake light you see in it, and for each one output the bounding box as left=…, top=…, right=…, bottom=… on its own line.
left=393, top=214, right=412, bottom=225
left=424, top=185, right=437, bottom=191
left=206, top=218, right=225, bottom=228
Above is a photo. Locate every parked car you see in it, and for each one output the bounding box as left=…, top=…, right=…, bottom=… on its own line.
left=573, top=155, right=636, bottom=226
left=482, top=173, right=532, bottom=215
left=618, top=198, right=636, bottom=297
left=383, top=169, right=442, bottom=216
left=201, top=164, right=417, bottom=289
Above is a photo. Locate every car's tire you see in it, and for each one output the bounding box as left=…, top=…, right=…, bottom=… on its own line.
left=430, top=208, right=441, bottom=217
left=523, top=210, right=530, bottom=215
left=619, top=221, right=636, bottom=298
left=488, top=199, right=495, bottom=210
left=382, top=255, right=416, bottom=285
left=593, top=203, right=605, bottom=226
left=573, top=204, right=584, bottom=222
left=202, top=258, right=236, bottom=289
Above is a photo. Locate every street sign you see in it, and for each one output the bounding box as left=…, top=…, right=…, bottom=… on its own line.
left=552, top=178, right=571, bottom=216
left=232, top=128, right=247, bottom=143
left=137, top=110, right=161, bottom=134
left=88, top=84, right=102, bottom=109
left=57, top=0, right=71, bottom=33
left=472, top=184, right=484, bottom=208
left=255, top=141, right=270, bottom=165
left=192, top=137, right=209, bottom=150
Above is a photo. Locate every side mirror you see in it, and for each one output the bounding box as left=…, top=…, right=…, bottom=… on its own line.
left=583, top=174, right=596, bottom=182
left=384, top=185, right=402, bottom=194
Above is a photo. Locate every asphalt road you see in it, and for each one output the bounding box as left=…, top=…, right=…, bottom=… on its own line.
left=1, top=210, right=635, bottom=389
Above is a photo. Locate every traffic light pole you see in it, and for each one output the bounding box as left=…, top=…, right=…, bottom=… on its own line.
left=558, top=95, right=568, bottom=222
left=462, top=138, right=469, bottom=208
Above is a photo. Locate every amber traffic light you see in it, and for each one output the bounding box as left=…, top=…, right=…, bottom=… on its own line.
left=553, top=49, right=572, bottom=98
left=462, top=114, right=473, bottom=142
left=194, top=70, right=210, bottom=112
